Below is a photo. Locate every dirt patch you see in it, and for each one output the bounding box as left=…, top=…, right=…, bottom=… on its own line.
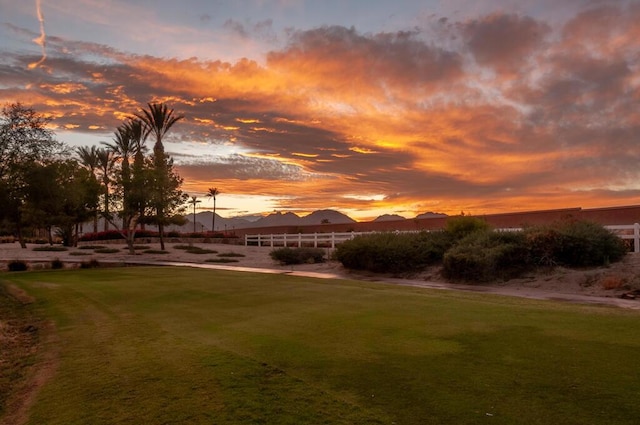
left=0, top=283, right=59, bottom=425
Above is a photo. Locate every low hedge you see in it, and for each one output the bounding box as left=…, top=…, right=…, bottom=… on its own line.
left=335, top=219, right=628, bottom=283
left=334, top=231, right=451, bottom=274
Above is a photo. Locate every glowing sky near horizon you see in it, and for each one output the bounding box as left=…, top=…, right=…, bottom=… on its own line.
left=1, top=0, right=640, bottom=221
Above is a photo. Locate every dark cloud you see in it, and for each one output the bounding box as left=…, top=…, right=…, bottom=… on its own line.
left=2, top=3, right=640, bottom=217
left=461, top=13, right=550, bottom=75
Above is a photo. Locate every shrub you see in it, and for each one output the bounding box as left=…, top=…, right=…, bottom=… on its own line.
left=443, top=231, right=531, bottom=282
left=32, top=246, right=68, bottom=252
left=555, top=220, right=626, bottom=267
left=270, top=247, right=325, bottom=265
left=79, top=245, right=106, bottom=250
left=445, top=216, right=491, bottom=241
left=335, top=231, right=449, bottom=274
left=70, top=251, right=92, bottom=256
left=143, top=250, right=168, bottom=254
left=7, top=260, right=28, bottom=272
left=51, top=259, right=64, bottom=269
left=524, top=219, right=627, bottom=267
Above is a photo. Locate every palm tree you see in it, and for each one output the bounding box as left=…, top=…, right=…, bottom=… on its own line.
left=76, top=145, right=100, bottom=233
left=206, top=187, right=219, bottom=232
left=95, top=147, right=115, bottom=231
left=188, top=195, right=201, bottom=233
left=135, top=103, right=184, bottom=250
left=134, top=102, right=184, bottom=161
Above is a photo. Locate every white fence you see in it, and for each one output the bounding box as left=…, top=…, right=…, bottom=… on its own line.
left=245, top=223, right=640, bottom=253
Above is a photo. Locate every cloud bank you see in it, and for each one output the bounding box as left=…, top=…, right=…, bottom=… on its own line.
left=1, top=1, right=639, bottom=219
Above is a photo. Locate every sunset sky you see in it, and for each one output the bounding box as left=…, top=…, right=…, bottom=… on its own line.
left=1, top=0, right=639, bottom=221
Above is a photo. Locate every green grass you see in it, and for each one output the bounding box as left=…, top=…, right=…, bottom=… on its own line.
left=3, top=268, right=640, bottom=424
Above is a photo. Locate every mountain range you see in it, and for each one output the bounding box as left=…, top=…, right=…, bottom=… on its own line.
left=183, top=209, right=447, bottom=232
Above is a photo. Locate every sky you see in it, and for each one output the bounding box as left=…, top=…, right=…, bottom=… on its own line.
left=1, top=0, right=640, bottom=221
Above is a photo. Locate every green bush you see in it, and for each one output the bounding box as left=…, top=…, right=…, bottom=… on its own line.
left=334, top=231, right=450, bottom=274
left=32, top=246, right=68, bottom=252
left=270, top=247, right=325, bottom=265
left=525, top=219, right=627, bottom=267
left=445, top=216, right=491, bottom=241
left=51, top=259, right=64, bottom=269
left=7, top=260, right=28, bottom=272
left=443, top=231, right=530, bottom=282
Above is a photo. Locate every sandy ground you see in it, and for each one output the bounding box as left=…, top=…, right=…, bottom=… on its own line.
left=2, top=241, right=640, bottom=309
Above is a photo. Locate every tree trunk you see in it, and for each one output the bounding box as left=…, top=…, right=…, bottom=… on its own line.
left=16, top=222, right=26, bottom=249
left=159, top=223, right=165, bottom=251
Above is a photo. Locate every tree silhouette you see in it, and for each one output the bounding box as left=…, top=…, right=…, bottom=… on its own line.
left=188, top=195, right=202, bottom=233
left=76, top=145, right=100, bottom=233
left=95, top=147, right=115, bottom=231
left=206, top=187, right=220, bottom=232
left=135, top=103, right=184, bottom=250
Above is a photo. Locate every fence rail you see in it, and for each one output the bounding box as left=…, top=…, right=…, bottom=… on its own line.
left=245, top=223, right=640, bottom=253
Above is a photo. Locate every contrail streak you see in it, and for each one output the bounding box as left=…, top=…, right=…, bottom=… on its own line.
left=28, top=0, right=47, bottom=69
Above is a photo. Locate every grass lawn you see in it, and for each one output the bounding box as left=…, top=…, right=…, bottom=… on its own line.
left=3, top=267, right=640, bottom=424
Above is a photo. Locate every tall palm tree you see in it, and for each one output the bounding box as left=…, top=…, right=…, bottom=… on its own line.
left=124, top=119, right=148, bottom=229
left=206, top=187, right=219, bottom=232
left=103, top=122, right=141, bottom=229
left=188, top=195, right=201, bottom=233
left=134, top=102, right=184, bottom=160
left=95, top=147, right=115, bottom=232
left=135, top=103, right=184, bottom=250
left=76, top=145, right=100, bottom=233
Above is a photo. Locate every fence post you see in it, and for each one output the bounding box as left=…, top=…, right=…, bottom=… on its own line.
left=314, top=233, right=318, bottom=248
left=635, top=223, right=640, bottom=253
left=331, top=232, right=335, bottom=249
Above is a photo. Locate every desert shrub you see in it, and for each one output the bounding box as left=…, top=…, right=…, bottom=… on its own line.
left=50, top=259, right=64, bottom=269
left=443, top=230, right=530, bottom=282
left=133, top=245, right=151, bottom=250
left=524, top=220, right=626, bottom=267
left=445, top=216, right=491, bottom=242
left=555, top=220, right=626, bottom=266
left=79, top=245, right=106, bottom=250
left=335, top=231, right=449, bottom=274
left=69, top=251, right=91, bottom=256
left=143, top=249, right=168, bottom=254
left=205, top=258, right=239, bottom=263
left=32, top=246, right=68, bottom=252
left=270, top=247, right=325, bottom=265
left=7, top=260, right=28, bottom=272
